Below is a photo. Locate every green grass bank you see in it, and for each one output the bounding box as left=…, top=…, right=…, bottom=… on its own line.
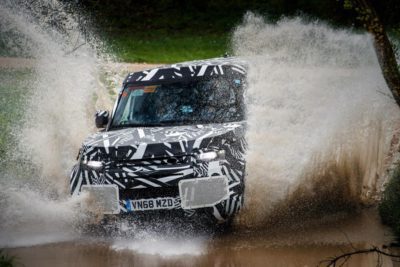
left=106, top=32, right=229, bottom=63
left=0, top=69, right=31, bottom=158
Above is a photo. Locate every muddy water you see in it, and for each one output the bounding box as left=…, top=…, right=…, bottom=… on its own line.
left=6, top=209, right=397, bottom=267
left=7, top=243, right=383, bottom=267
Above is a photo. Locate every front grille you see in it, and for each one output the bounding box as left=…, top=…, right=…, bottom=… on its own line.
left=103, top=155, right=194, bottom=188
left=109, top=155, right=192, bottom=168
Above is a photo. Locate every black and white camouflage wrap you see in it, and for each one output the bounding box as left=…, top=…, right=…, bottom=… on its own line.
left=69, top=57, right=247, bottom=222
left=122, top=57, right=246, bottom=86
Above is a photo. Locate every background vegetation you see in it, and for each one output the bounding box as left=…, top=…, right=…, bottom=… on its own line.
left=75, top=0, right=400, bottom=63
left=0, top=249, right=17, bottom=267
left=379, top=167, right=400, bottom=242
left=0, top=70, right=30, bottom=157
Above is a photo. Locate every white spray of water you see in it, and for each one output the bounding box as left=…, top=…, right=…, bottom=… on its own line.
left=112, top=234, right=206, bottom=257
left=1, top=3, right=399, bottom=249
left=0, top=188, right=87, bottom=247
left=0, top=1, right=204, bottom=253
left=6, top=5, right=99, bottom=191
left=233, top=13, right=400, bottom=226
left=0, top=0, right=105, bottom=247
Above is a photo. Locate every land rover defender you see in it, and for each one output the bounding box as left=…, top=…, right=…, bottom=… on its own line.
left=70, top=57, right=247, bottom=225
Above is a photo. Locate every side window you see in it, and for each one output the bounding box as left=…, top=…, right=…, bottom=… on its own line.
left=120, top=94, right=133, bottom=122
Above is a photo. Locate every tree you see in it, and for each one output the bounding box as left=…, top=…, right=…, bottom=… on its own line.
left=343, top=0, right=400, bottom=106
left=322, top=3, right=400, bottom=264
left=319, top=246, right=400, bottom=266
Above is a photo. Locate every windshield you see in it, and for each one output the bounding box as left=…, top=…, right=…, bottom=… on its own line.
left=111, top=76, right=245, bottom=128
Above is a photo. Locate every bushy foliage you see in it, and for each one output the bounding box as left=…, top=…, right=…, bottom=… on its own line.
left=379, top=166, right=400, bottom=240
left=75, top=0, right=400, bottom=34
left=0, top=250, right=16, bottom=267
left=74, top=0, right=347, bottom=33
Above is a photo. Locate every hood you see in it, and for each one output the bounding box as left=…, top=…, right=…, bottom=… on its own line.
left=81, top=122, right=245, bottom=161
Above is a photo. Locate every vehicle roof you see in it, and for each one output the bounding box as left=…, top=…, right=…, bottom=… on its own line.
left=123, top=57, right=247, bottom=86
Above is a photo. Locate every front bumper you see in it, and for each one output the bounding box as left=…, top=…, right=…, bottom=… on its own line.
left=81, top=175, right=229, bottom=214
left=70, top=158, right=245, bottom=222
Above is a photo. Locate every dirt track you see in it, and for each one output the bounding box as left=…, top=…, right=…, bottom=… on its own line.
left=0, top=57, right=160, bottom=72
left=103, top=61, right=161, bottom=73
left=0, top=57, right=36, bottom=69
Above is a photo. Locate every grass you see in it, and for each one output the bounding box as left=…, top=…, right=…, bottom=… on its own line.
left=105, top=32, right=230, bottom=63
left=379, top=165, right=400, bottom=241
left=0, top=30, right=231, bottom=63
left=0, top=69, right=32, bottom=159
left=0, top=32, right=231, bottom=64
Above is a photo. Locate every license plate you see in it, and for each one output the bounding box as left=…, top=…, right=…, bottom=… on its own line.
left=126, top=197, right=176, bottom=211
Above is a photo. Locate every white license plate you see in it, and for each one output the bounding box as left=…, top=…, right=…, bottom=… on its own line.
left=127, top=197, right=176, bottom=211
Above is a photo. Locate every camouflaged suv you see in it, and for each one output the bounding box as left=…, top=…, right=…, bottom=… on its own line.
left=70, top=57, right=247, bottom=225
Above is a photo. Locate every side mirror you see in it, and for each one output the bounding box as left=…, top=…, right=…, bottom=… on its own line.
left=95, top=110, right=109, bottom=128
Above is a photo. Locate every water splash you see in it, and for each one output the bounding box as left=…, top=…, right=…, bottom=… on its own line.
left=112, top=234, right=206, bottom=257
left=233, top=13, right=400, bottom=227
left=0, top=0, right=107, bottom=247
left=0, top=188, right=88, bottom=247
left=1, top=3, right=399, bottom=249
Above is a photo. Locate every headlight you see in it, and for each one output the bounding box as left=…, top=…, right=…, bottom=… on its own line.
left=82, top=160, right=104, bottom=170
left=196, top=150, right=225, bottom=162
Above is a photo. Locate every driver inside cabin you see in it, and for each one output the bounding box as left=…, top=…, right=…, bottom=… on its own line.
left=115, top=77, right=240, bottom=127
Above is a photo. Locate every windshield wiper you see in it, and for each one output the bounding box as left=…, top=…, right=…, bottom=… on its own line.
left=111, top=123, right=166, bottom=129
left=156, top=119, right=197, bottom=125
left=110, top=119, right=216, bottom=129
